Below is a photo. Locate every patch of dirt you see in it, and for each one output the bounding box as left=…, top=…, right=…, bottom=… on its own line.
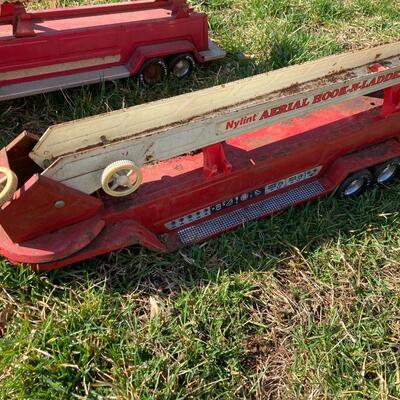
left=242, top=334, right=293, bottom=400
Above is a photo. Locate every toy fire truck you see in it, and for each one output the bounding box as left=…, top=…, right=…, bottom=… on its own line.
left=0, top=0, right=225, bottom=101
left=0, top=42, right=399, bottom=270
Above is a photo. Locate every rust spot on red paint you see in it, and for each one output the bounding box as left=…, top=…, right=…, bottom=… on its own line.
left=145, top=154, right=154, bottom=163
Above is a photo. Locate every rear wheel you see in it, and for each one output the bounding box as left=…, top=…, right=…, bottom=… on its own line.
left=168, top=53, right=196, bottom=79
left=139, top=58, right=168, bottom=85
left=336, top=169, right=373, bottom=199
left=371, top=158, right=400, bottom=185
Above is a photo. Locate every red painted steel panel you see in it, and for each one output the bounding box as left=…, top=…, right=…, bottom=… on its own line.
left=0, top=175, right=103, bottom=243
left=0, top=215, right=105, bottom=264
left=26, top=220, right=167, bottom=271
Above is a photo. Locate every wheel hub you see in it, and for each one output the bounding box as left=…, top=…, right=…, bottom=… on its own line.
left=377, top=164, right=397, bottom=184
left=344, top=178, right=365, bottom=197
left=144, top=64, right=162, bottom=83
left=115, top=174, right=130, bottom=187
left=173, top=60, right=190, bottom=78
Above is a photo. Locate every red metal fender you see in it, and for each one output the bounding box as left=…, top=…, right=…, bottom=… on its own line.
left=324, top=138, right=400, bottom=188
left=127, top=40, right=200, bottom=75
left=0, top=215, right=105, bottom=264
left=27, top=220, right=168, bottom=271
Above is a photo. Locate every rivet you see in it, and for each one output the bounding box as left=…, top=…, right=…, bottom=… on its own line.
left=54, top=200, right=65, bottom=208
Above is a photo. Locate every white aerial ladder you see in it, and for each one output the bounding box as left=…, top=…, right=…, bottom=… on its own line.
left=18, top=41, right=400, bottom=196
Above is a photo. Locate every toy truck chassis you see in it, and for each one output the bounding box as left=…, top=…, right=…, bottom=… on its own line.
left=0, top=43, right=399, bottom=270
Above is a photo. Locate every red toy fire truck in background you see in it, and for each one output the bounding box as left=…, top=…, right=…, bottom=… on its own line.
left=0, top=42, right=399, bottom=270
left=0, top=0, right=225, bottom=101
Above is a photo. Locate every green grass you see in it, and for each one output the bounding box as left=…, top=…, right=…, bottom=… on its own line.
left=1, top=0, right=400, bottom=398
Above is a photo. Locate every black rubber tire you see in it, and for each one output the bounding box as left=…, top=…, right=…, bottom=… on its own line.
left=138, top=58, right=168, bottom=86
left=168, top=53, right=196, bottom=79
left=370, top=158, right=400, bottom=186
left=336, top=169, right=373, bottom=199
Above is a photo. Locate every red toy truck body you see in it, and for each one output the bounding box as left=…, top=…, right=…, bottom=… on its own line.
left=0, top=44, right=399, bottom=271
left=0, top=0, right=225, bottom=100
left=1, top=89, right=400, bottom=270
